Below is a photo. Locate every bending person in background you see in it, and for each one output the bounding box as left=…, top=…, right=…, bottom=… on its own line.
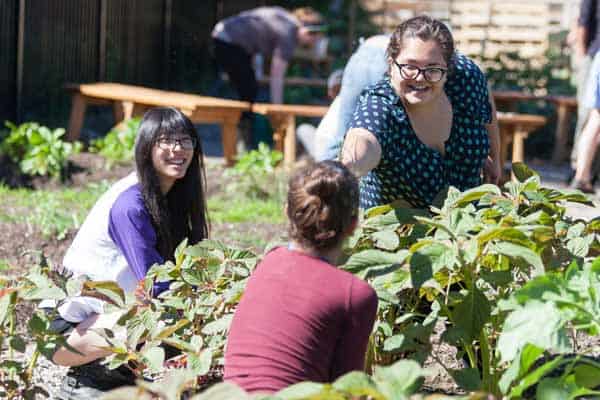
left=224, top=161, right=378, bottom=393
left=50, top=107, right=209, bottom=397
left=570, top=50, right=600, bottom=193
left=212, top=7, right=325, bottom=148
left=212, top=6, right=325, bottom=105
left=340, top=16, right=501, bottom=209
left=315, top=34, right=390, bottom=161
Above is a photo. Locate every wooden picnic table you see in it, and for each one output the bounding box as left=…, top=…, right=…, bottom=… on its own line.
left=253, top=103, right=328, bottom=167
left=496, top=112, right=547, bottom=179
left=64, top=83, right=547, bottom=173
left=65, top=82, right=251, bottom=165
left=256, top=103, right=547, bottom=176
left=492, top=90, right=576, bottom=163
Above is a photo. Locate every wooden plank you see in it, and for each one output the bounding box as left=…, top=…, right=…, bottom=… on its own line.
left=252, top=103, right=328, bottom=118
left=98, top=0, right=107, bottom=81
left=16, top=0, right=24, bottom=122
left=162, top=0, right=172, bottom=88
left=69, top=82, right=250, bottom=110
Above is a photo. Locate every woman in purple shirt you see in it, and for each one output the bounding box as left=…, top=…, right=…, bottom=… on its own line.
left=224, top=161, right=378, bottom=393
left=51, top=107, right=209, bottom=397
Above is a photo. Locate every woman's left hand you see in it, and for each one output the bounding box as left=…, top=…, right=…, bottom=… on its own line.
left=483, top=156, right=501, bottom=185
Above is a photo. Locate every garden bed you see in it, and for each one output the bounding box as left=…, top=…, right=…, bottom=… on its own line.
left=2, top=151, right=600, bottom=399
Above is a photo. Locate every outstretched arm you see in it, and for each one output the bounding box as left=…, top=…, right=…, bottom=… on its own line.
left=270, top=54, right=288, bottom=104
left=340, top=128, right=382, bottom=178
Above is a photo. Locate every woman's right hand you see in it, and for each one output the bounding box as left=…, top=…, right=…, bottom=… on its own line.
left=340, top=128, right=382, bottom=177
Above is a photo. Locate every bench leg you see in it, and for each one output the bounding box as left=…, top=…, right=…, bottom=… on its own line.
left=222, top=120, right=238, bottom=166
left=511, top=128, right=528, bottom=181
left=551, top=104, right=571, bottom=163
left=498, top=124, right=511, bottom=182
left=283, top=115, right=296, bottom=168
left=67, top=93, right=87, bottom=141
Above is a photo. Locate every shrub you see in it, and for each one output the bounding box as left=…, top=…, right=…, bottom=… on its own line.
left=342, top=163, right=598, bottom=396
left=90, top=118, right=140, bottom=167
left=1, top=121, right=81, bottom=180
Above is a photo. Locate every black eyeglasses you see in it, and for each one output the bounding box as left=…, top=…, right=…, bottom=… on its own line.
left=393, top=60, right=447, bottom=83
left=156, top=136, right=197, bottom=150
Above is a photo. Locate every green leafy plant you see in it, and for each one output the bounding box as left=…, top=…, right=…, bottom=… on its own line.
left=91, top=118, right=140, bottom=167
left=101, top=359, right=482, bottom=400
left=80, top=239, right=258, bottom=384
left=226, top=142, right=284, bottom=199
left=1, top=121, right=81, bottom=179
left=343, top=163, right=598, bottom=397
left=496, top=255, right=600, bottom=399
left=0, top=262, right=84, bottom=399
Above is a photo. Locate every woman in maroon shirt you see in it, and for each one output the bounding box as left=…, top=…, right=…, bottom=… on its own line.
left=224, top=161, right=378, bottom=393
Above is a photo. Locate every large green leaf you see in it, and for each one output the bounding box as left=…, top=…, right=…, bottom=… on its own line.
left=371, top=230, right=400, bottom=251
left=498, top=301, right=571, bottom=364
left=451, top=287, right=491, bottom=343
left=372, top=359, right=425, bottom=400
left=512, top=162, right=539, bottom=183
left=498, top=343, right=544, bottom=394
left=449, top=368, right=482, bottom=391
left=477, top=227, right=532, bottom=248
left=100, top=387, right=154, bottom=400
left=383, top=334, right=406, bottom=352
left=137, top=369, right=198, bottom=400
left=187, top=348, right=212, bottom=376
left=574, top=362, right=600, bottom=389
left=507, top=355, right=566, bottom=398
left=364, top=208, right=428, bottom=229
left=343, top=250, right=408, bottom=279
left=201, top=314, right=233, bottom=335
left=275, top=382, right=327, bottom=399
left=409, top=242, right=455, bottom=289
left=490, top=242, right=544, bottom=276
left=332, top=371, right=384, bottom=399
left=141, top=345, right=164, bottom=373
left=190, top=382, right=250, bottom=400
left=449, top=184, right=501, bottom=208
left=82, top=281, right=126, bottom=308
left=0, top=290, right=16, bottom=325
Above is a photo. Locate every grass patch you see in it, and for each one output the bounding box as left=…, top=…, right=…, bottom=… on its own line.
left=0, top=181, right=111, bottom=239
left=207, top=195, right=284, bottom=224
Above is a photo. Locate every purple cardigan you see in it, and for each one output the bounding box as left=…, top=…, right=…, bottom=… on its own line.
left=224, top=247, right=378, bottom=393
left=108, top=184, right=169, bottom=295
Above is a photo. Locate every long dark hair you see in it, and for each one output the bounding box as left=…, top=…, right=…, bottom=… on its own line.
left=287, top=161, right=358, bottom=251
left=135, top=107, right=209, bottom=260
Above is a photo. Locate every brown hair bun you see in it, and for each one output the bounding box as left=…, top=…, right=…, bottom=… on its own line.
left=287, top=161, right=359, bottom=250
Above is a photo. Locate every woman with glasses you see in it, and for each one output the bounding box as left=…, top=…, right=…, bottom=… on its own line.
left=50, top=107, right=209, bottom=398
left=341, top=16, right=501, bottom=209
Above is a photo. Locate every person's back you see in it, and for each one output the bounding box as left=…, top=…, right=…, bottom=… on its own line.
left=213, top=7, right=299, bottom=62
left=224, top=161, right=378, bottom=393
left=225, top=247, right=377, bottom=392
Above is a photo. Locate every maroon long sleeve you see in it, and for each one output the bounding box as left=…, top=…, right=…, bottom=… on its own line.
left=224, top=247, right=378, bottom=393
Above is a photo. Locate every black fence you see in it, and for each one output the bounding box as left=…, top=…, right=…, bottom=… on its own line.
left=0, top=0, right=276, bottom=129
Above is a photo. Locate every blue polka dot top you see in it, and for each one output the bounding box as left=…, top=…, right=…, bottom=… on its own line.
left=349, top=53, right=492, bottom=209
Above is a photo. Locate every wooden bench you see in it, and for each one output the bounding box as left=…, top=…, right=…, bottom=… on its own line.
left=496, top=112, right=547, bottom=179
left=253, top=103, right=328, bottom=167
left=492, top=90, right=576, bottom=163
left=65, top=82, right=251, bottom=165
left=258, top=104, right=547, bottom=177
